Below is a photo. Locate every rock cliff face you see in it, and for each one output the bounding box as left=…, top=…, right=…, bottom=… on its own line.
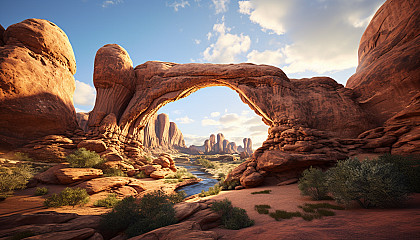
left=140, top=113, right=186, bottom=151
left=202, top=133, right=250, bottom=155
left=0, top=19, right=78, bottom=149
left=346, top=0, right=420, bottom=155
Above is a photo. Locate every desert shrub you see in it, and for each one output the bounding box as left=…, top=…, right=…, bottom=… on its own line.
left=211, top=199, right=254, bottom=230
left=298, top=166, right=330, bottom=200
left=164, top=179, right=180, bottom=184
left=197, top=158, right=215, bottom=169
left=251, top=190, right=271, bottom=195
left=94, top=193, right=121, bottom=208
left=316, top=208, right=335, bottom=216
left=165, top=167, right=196, bottom=180
left=218, top=172, right=226, bottom=180
left=44, top=187, right=89, bottom=208
left=219, top=179, right=241, bottom=190
left=169, top=191, right=187, bottom=203
left=198, top=185, right=221, bottom=197
left=255, top=204, right=271, bottom=214
left=378, top=154, right=420, bottom=193
left=66, top=148, right=104, bottom=168
left=269, top=210, right=301, bottom=221
left=14, top=152, right=32, bottom=161
left=34, top=187, right=48, bottom=196
left=100, top=190, right=177, bottom=238
left=135, top=171, right=148, bottom=179
left=103, top=168, right=126, bottom=177
left=0, top=164, right=33, bottom=199
left=298, top=203, right=343, bottom=213
left=327, top=158, right=409, bottom=208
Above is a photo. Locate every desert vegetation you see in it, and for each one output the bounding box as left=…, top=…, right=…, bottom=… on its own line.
left=100, top=190, right=180, bottom=238
left=298, top=154, right=419, bottom=208
left=0, top=164, right=33, bottom=199
left=44, top=187, right=90, bottom=208
left=211, top=199, right=254, bottom=230
left=94, top=193, right=121, bottom=208
left=66, top=148, right=104, bottom=168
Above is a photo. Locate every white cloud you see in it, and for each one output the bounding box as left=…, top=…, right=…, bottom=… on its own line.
left=202, top=21, right=251, bottom=63
left=247, top=49, right=283, bottom=66
left=183, top=134, right=208, bottom=146
left=176, top=116, right=195, bottom=124
left=172, top=109, right=182, bottom=115
left=239, top=0, right=385, bottom=74
left=202, top=118, right=220, bottom=126
left=74, top=80, right=96, bottom=106
left=102, top=0, right=123, bottom=8
left=194, top=39, right=201, bottom=45
left=219, top=113, right=240, bottom=124
left=212, top=0, right=230, bottom=14
left=210, top=112, right=220, bottom=117
left=168, top=0, right=190, bottom=11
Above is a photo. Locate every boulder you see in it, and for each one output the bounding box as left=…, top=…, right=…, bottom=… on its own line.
left=0, top=18, right=77, bottom=149
left=33, top=164, right=67, bottom=184
left=0, top=212, right=77, bottom=231
left=174, top=202, right=202, bottom=222
left=76, top=177, right=130, bottom=194
left=149, top=168, right=172, bottom=179
left=127, top=221, right=218, bottom=240
left=77, top=140, right=107, bottom=153
left=54, top=168, right=103, bottom=184
left=186, top=209, right=221, bottom=230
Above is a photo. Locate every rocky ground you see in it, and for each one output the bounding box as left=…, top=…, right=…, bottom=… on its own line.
left=1, top=182, right=419, bottom=240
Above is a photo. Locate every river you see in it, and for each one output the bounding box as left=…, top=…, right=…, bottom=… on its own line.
left=175, top=163, right=219, bottom=197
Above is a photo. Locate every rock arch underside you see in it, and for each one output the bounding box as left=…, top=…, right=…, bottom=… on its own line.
left=1, top=0, right=419, bottom=188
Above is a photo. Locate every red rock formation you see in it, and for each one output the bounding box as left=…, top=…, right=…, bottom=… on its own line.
left=0, top=19, right=78, bottom=149
left=201, top=133, right=242, bottom=154
left=76, top=112, right=89, bottom=132
left=346, top=0, right=420, bottom=154
left=140, top=113, right=186, bottom=151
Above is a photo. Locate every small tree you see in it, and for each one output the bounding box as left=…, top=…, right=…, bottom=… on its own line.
left=44, top=187, right=90, bottom=208
left=327, top=158, right=409, bottom=208
left=298, top=166, right=329, bottom=200
left=66, top=148, right=104, bottom=168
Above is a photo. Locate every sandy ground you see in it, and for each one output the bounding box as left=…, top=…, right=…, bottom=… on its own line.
left=1, top=182, right=419, bottom=240
left=205, top=184, right=420, bottom=240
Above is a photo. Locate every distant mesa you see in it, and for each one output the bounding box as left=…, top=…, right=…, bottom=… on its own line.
left=201, top=133, right=253, bottom=157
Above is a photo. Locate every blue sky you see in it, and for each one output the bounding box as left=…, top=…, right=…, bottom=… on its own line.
left=1, top=0, right=385, bottom=148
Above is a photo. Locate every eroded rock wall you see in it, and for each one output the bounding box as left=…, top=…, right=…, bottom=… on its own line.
left=0, top=19, right=78, bottom=150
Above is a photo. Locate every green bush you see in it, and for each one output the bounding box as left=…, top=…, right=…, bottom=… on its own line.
left=269, top=210, right=301, bottom=221
left=251, top=190, right=271, bottom=195
left=211, top=199, right=254, bottom=230
left=327, top=158, right=409, bottom=208
left=103, top=168, right=126, bottom=177
left=0, top=164, right=33, bottom=199
left=378, top=154, right=420, bottom=193
left=197, top=158, right=215, bottom=169
left=198, top=185, right=221, bottom=197
left=135, top=171, right=148, bottom=179
left=44, top=187, right=90, bottom=208
left=100, top=190, right=177, bottom=238
left=66, top=148, right=104, bottom=168
left=255, top=204, right=271, bottom=214
left=165, top=167, right=196, bottom=180
left=14, top=152, right=32, bottom=161
left=298, top=167, right=330, bottom=200
left=34, top=187, right=48, bottom=196
left=168, top=191, right=187, bottom=203
left=219, top=179, right=241, bottom=190
left=94, top=193, right=121, bottom=208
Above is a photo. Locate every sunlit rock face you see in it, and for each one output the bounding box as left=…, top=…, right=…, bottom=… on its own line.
left=0, top=18, right=78, bottom=149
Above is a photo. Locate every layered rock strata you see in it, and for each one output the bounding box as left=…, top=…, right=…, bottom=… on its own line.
left=202, top=133, right=248, bottom=155
left=0, top=19, right=78, bottom=149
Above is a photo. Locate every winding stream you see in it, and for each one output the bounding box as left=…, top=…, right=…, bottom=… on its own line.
left=175, top=163, right=219, bottom=197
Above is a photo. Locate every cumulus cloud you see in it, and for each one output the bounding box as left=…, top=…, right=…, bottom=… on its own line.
left=194, top=39, right=201, bottom=45
left=176, top=116, right=195, bottom=124
left=202, top=118, right=220, bottom=126
left=210, top=112, right=221, bottom=117
left=183, top=134, right=208, bottom=146
left=199, top=111, right=268, bottom=148
left=247, top=49, right=283, bottom=66
left=74, top=80, right=96, bottom=106
left=202, top=21, right=251, bottom=63
left=102, top=0, right=123, bottom=8
left=212, top=0, right=230, bottom=14
left=240, top=0, right=385, bottom=74
left=168, top=0, right=190, bottom=11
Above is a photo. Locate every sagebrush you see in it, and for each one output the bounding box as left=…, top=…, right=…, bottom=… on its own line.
left=44, top=187, right=90, bottom=207
left=66, top=148, right=104, bottom=168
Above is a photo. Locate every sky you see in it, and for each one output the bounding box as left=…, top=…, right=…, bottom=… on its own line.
left=1, top=0, right=385, bottom=148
